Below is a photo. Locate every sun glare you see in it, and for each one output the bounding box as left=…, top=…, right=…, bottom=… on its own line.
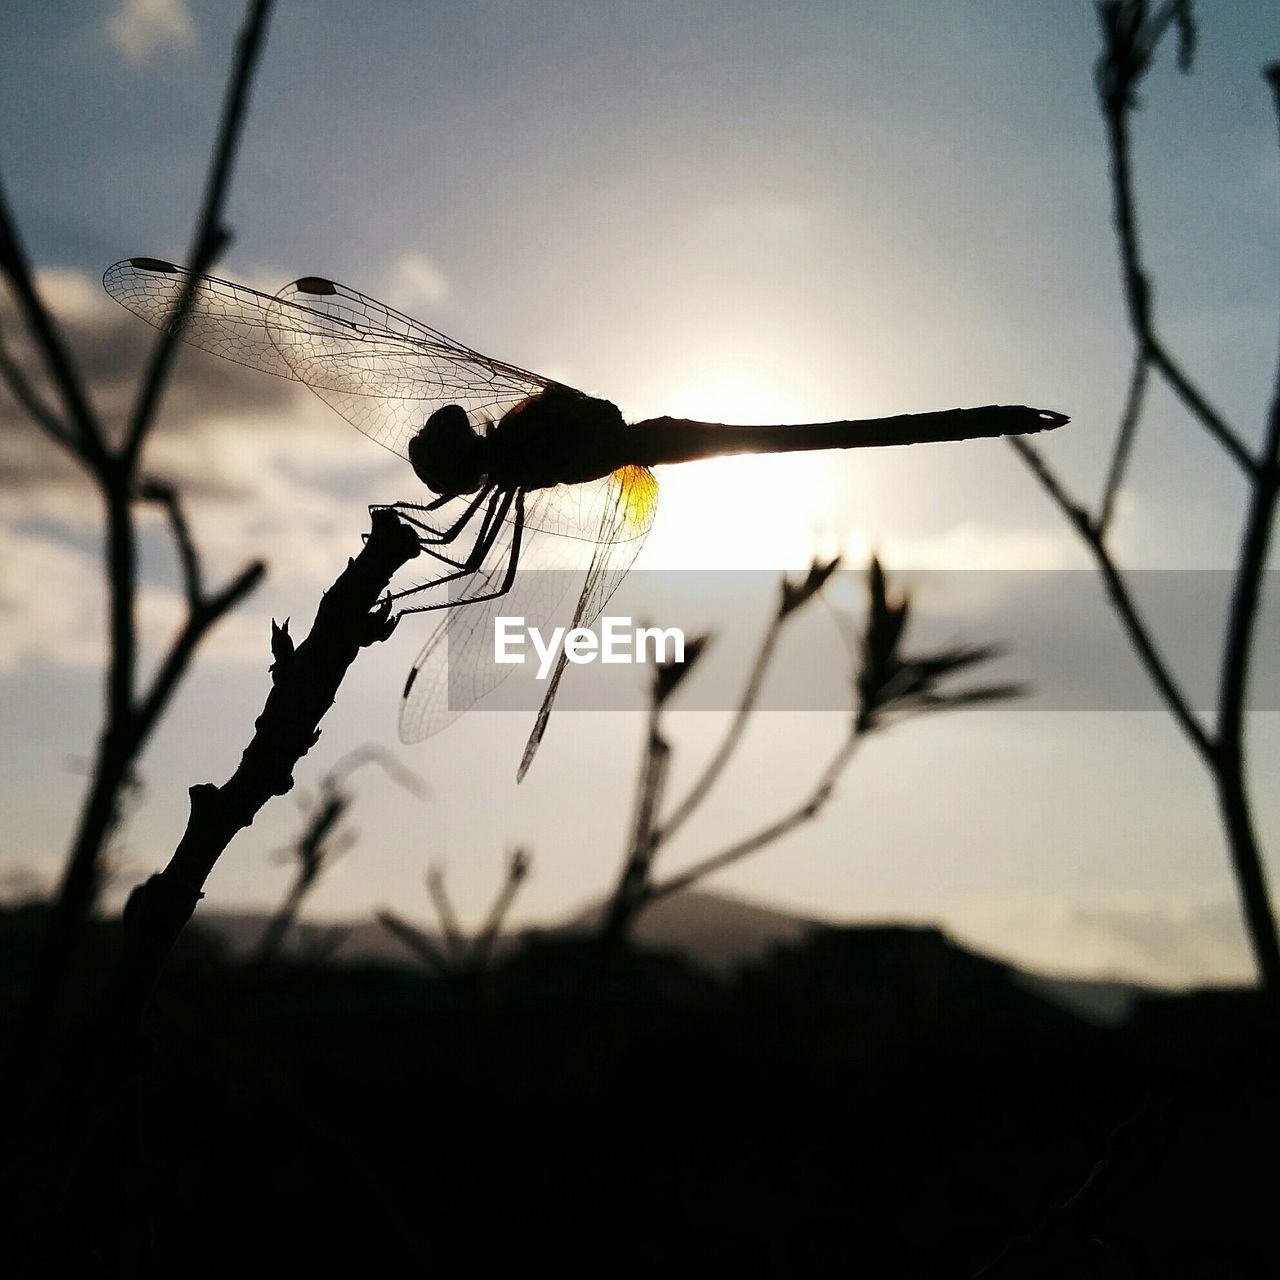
left=635, top=375, right=848, bottom=571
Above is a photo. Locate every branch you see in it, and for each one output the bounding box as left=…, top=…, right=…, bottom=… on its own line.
left=376, top=909, right=454, bottom=981
left=1097, top=347, right=1149, bottom=535
left=122, top=0, right=274, bottom=468
left=647, top=730, right=859, bottom=904
left=0, top=318, right=78, bottom=453
left=1216, top=62, right=1280, bottom=761
left=425, top=865, right=467, bottom=968
left=471, top=848, right=532, bottom=972
left=108, top=508, right=419, bottom=1026
left=0, top=179, right=104, bottom=464
left=1009, top=436, right=1213, bottom=760
left=654, top=612, right=783, bottom=845
left=1098, top=6, right=1254, bottom=476
left=132, top=557, right=266, bottom=747
left=655, top=560, right=837, bottom=847
left=140, top=477, right=202, bottom=605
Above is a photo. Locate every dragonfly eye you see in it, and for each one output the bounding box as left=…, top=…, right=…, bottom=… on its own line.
left=409, top=404, right=487, bottom=496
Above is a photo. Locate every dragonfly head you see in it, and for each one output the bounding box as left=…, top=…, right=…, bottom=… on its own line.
left=409, top=404, right=488, bottom=496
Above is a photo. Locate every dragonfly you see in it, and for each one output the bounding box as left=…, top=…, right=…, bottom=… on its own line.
left=104, top=257, right=1068, bottom=778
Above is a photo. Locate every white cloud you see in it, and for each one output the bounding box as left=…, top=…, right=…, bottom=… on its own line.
left=27, top=268, right=115, bottom=325
left=0, top=525, right=106, bottom=672
left=386, top=251, right=451, bottom=313
left=873, top=520, right=1075, bottom=571
left=105, top=0, right=196, bottom=67
left=944, top=891, right=1252, bottom=988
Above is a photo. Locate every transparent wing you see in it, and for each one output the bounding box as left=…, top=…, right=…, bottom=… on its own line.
left=263, top=275, right=552, bottom=456
left=104, top=258, right=615, bottom=542
left=399, top=465, right=659, bottom=747
left=103, top=258, right=553, bottom=454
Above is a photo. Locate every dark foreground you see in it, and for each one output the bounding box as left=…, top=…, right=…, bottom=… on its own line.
left=2, top=906, right=1275, bottom=1277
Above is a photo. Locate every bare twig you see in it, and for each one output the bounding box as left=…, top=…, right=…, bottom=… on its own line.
left=472, top=848, right=532, bottom=973
left=140, top=478, right=202, bottom=605
left=110, top=508, right=419, bottom=1027
left=376, top=909, right=453, bottom=981
left=0, top=318, right=76, bottom=449
left=1010, top=16, right=1280, bottom=995
left=1219, top=63, right=1280, bottom=766
left=655, top=615, right=781, bottom=845
left=1096, top=0, right=1251, bottom=475
left=253, top=745, right=427, bottom=967
left=0, top=184, right=102, bottom=460
left=648, top=730, right=859, bottom=904
left=595, top=558, right=1008, bottom=955
left=122, top=0, right=273, bottom=467
left=656, top=560, right=838, bottom=846
left=1097, top=348, right=1149, bottom=535
left=382, top=849, right=533, bottom=981
left=1010, top=436, right=1213, bottom=760
left=599, top=703, right=672, bottom=950
left=426, top=865, right=468, bottom=968
left=9, top=0, right=277, bottom=1027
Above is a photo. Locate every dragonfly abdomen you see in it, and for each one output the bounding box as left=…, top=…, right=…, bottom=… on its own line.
left=626, top=405, right=1069, bottom=467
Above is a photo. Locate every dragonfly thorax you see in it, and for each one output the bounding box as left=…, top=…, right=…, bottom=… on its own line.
left=486, top=386, right=629, bottom=491
left=408, top=404, right=489, bottom=497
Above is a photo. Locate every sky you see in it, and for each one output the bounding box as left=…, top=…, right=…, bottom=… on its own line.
left=2, top=0, right=1278, bottom=986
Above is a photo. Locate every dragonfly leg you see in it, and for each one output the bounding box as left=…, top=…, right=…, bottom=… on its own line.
left=392, top=489, right=526, bottom=615
left=388, top=487, right=515, bottom=605
left=380, top=483, right=500, bottom=573
left=379, top=483, right=492, bottom=545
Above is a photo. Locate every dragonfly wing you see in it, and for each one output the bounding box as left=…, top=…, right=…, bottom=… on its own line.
left=263, top=277, right=551, bottom=458
left=400, top=465, right=659, bottom=763
left=104, top=258, right=303, bottom=381
left=103, top=258, right=553, bottom=458
left=515, top=464, right=658, bottom=779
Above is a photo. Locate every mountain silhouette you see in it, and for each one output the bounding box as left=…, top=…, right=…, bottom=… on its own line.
left=194, top=888, right=1145, bottom=1025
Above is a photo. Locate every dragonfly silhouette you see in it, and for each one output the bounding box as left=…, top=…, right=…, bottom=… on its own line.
left=104, top=257, right=1067, bottom=778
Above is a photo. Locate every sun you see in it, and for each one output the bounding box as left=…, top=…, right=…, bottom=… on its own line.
left=633, top=374, right=848, bottom=571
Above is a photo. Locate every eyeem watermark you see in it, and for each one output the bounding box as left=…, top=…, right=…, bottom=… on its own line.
left=494, top=616, right=685, bottom=680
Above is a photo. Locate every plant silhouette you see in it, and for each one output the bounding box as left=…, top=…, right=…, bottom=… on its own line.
left=0, top=0, right=274, bottom=1032
left=1010, top=0, right=1280, bottom=1003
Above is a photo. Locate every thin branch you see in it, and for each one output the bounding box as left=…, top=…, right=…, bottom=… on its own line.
left=132, top=560, right=265, bottom=745
left=1097, top=347, right=1149, bottom=534
left=376, top=909, right=453, bottom=981
left=140, top=478, right=202, bottom=606
left=648, top=730, right=859, bottom=904
left=1149, top=339, right=1253, bottom=474
left=122, top=0, right=274, bottom=467
left=0, top=179, right=104, bottom=463
left=0, top=319, right=78, bottom=452
left=328, top=743, right=429, bottom=801
left=655, top=612, right=782, bottom=846
left=471, top=848, right=532, bottom=972
left=1217, top=62, right=1280, bottom=761
left=426, top=865, right=467, bottom=967
left=108, top=508, right=418, bottom=1026
left=1009, top=436, right=1213, bottom=760
left=105, top=489, right=138, bottom=730
left=597, top=705, right=671, bottom=949
left=1100, top=15, right=1254, bottom=476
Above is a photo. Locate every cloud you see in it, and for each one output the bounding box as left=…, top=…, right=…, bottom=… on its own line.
left=0, top=525, right=106, bottom=671
left=947, top=892, right=1252, bottom=988
left=105, top=0, right=196, bottom=66
left=386, top=251, right=451, bottom=313
left=2, top=267, right=314, bottom=502
left=2, top=267, right=422, bottom=672
left=873, top=521, right=1074, bottom=571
